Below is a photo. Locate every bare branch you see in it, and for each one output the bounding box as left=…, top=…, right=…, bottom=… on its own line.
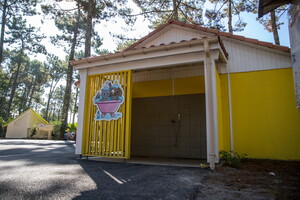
left=54, top=2, right=80, bottom=12
left=214, top=0, right=228, bottom=20
left=180, top=1, right=201, bottom=12
left=231, top=1, right=243, bottom=22
left=120, top=9, right=173, bottom=17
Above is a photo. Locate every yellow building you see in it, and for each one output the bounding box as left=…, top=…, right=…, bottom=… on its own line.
left=71, top=20, right=300, bottom=168
left=5, top=108, right=49, bottom=139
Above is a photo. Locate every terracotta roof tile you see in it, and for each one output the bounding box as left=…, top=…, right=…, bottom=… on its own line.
left=195, top=26, right=208, bottom=32
left=125, top=20, right=290, bottom=53
left=273, top=45, right=290, bottom=52
left=231, top=35, right=245, bottom=41
left=258, top=41, right=274, bottom=48
left=72, top=20, right=289, bottom=65
left=244, top=38, right=259, bottom=44
left=218, top=32, right=232, bottom=37
left=207, top=28, right=219, bottom=34
left=72, top=37, right=227, bottom=65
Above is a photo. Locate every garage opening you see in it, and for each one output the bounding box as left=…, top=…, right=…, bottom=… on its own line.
left=131, top=64, right=207, bottom=160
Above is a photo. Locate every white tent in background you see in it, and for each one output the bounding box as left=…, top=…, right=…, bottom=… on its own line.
left=5, top=108, right=48, bottom=139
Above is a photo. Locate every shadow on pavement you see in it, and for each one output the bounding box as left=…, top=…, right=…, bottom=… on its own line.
left=75, top=157, right=208, bottom=200
left=0, top=139, right=209, bottom=200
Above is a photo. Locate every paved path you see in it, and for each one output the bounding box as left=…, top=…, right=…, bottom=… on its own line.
left=0, top=139, right=208, bottom=200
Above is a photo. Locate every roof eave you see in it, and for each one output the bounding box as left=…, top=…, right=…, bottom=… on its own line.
left=72, top=37, right=226, bottom=69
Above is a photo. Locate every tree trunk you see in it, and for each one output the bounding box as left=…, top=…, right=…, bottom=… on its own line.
left=52, top=104, right=57, bottom=121
left=271, top=10, right=280, bottom=45
left=0, top=0, right=8, bottom=65
left=25, top=76, right=35, bottom=109
left=45, top=79, right=58, bottom=121
left=72, top=87, right=79, bottom=124
left=60, top=4, right=81, bottom=138
left=27, top=81, right=36, bottom=109
left=228, top=0, right=233, bottom=33
left=6, top=47, right=24, bottom=119
left=172, top=0, right=178, bottom=21
left=20, top=85, right=28, bottom=113
left=22, top=75, right=35, bottom=111
left=84, top=0, right=94, bottom=57
left=0, top=72, right=12, bottom=114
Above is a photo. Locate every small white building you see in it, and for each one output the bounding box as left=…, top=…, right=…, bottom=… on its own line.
left=5, top=108, right=49, bottom=139
left=72, top=20, right=300, bottom=169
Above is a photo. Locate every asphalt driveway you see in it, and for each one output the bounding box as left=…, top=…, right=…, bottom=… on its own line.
left=0, top=139, right=208, bottom=200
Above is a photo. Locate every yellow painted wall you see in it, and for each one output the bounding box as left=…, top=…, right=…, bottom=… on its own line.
left=174, top=76, right=205, bottom=95
left=132, top=68, right=300, bottom=160
left=220, top=74, right=231, bottom=151
left=216, top=68, right=231, bottom=152
left=216, top=68, right=224, bottom=151
left=132, top=76, right=205, bottom=98
left=5, top=109, right=47, bottom=138
left=230, top=68, right=300, bottom=160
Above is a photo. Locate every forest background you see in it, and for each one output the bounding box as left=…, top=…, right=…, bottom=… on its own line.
left=0, top=0, right=291, bottom=138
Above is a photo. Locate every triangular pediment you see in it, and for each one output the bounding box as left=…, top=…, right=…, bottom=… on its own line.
left=133, top=24, right=214, bottom=49
left=124, top=20, right=289, bottom=54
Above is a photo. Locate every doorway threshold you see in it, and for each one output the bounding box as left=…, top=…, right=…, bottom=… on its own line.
left=86, top=156, right=207, bottom=168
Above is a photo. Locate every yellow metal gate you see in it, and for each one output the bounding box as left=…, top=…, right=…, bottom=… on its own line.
left=82, top=70, right=132, bottom=159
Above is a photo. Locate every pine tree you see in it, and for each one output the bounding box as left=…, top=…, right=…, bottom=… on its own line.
left=205, top=0, right=256, bottom=33
left=44, top=54, right=67, bottom=121
left=4, top=16, right=45, bottom=119
left=0, top=0, right=38, bottom=65
left=257, top=6, right=287, bottom=45
left=76, top=0, right=134, bottom=57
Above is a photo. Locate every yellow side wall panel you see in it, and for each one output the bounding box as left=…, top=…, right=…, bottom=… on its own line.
left=216, top=68, right=224, bottom=151
left=231, top=68, right=300, bottom=160
left=132, top=80, right=172, bottom=98
left=216, top=69, right=231, bottom=152
left=174, top=76, right=205, bottom=95
left=220, top=74, right=231, bottom=151
left=132, top=76, right=205, bottom=98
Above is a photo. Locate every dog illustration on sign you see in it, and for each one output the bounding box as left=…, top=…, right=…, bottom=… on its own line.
left=94, top=80, right=124, bottom=121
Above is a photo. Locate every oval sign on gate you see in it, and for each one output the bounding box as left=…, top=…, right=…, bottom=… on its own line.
left=93, top=80, right=124, bottom=121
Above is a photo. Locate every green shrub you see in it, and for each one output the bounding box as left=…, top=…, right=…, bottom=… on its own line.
left=219, top=150, right=248, bottom=168
left=66, top=122, right=77, bottom=133
left=50, top=121, right=62, bottom=139
left=31, top=126, right=37, bottom=138
left=0, top=117, right=5, bottom=138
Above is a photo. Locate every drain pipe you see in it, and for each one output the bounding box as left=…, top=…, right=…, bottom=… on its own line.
left=227, top=72, right=234, bottom=153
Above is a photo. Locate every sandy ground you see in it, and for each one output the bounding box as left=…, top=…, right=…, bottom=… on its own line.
left=198, top=159, right=300, bottom=200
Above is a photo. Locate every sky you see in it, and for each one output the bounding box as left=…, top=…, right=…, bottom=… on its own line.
left=23, top=1, right=292, bottom=123
left=25, top=0, right=291, bottom=62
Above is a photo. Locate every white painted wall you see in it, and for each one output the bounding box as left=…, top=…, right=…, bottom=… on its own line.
left=136, top=25, right=291, bottom=74
left=133, top=64, right=204, bottom=82
left=220, top=40, right=291, bottom=73
left=144, top=26, right=208, bottom=48
left=75, top=69, right=88, bottom=155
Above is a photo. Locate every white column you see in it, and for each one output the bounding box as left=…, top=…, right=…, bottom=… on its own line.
left=75, top=69, right=88, bottom=155
left=204, top=41, right=219, bottom=170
